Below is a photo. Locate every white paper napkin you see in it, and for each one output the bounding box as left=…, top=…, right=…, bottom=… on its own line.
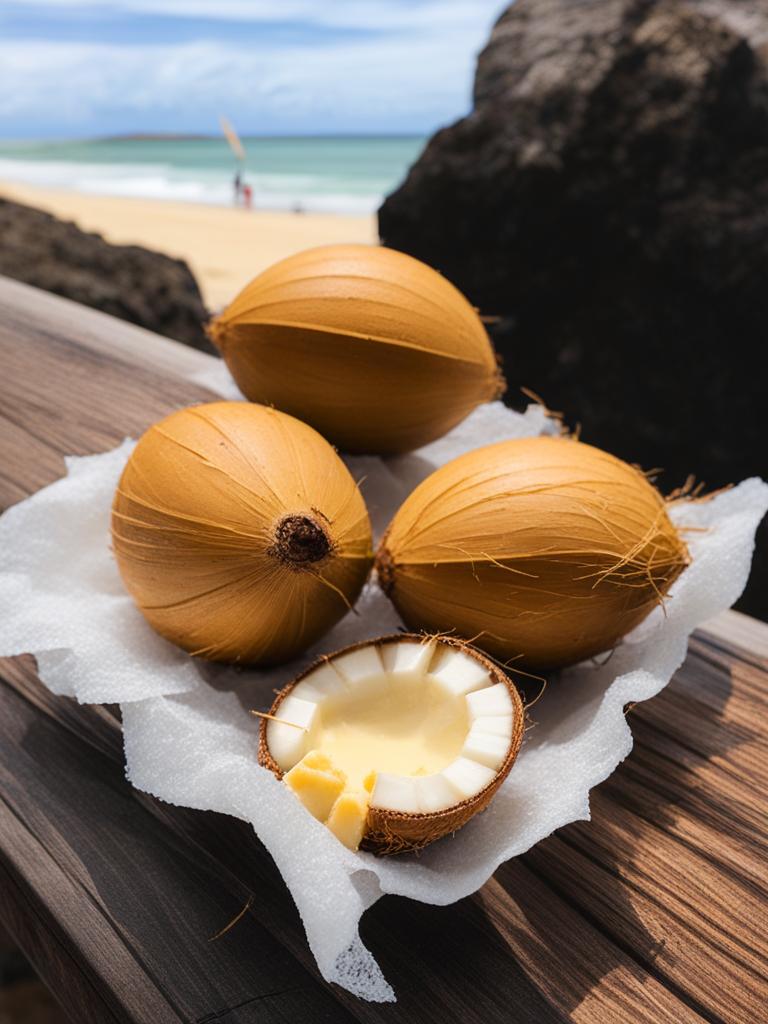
left=1, top=399, right=765, bottom=1002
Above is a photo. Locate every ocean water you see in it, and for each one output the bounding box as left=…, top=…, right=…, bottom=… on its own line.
left=0, top=136, right=426, bottom=215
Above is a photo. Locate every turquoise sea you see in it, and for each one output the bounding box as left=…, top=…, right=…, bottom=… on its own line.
left=0, top=136, right=426, bottom=214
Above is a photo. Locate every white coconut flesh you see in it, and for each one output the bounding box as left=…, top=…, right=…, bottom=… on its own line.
left=264, top=639, right=516, bottom=849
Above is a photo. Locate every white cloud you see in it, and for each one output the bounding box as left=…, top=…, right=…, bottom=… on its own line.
left=0, top=3, right=506, bottom=133
left=8, top=0, right=504, bottom=32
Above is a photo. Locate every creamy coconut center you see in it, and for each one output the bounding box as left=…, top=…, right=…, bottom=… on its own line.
left=263, top=638, right=517, bottom=850
left=314, top=680, right=468, bottom=789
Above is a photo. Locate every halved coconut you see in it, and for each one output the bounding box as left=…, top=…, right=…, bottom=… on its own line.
left=257, top=634, right=525, bottom=855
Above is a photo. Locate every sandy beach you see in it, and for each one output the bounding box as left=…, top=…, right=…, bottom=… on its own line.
left=0, top=180, right=377, bottom=310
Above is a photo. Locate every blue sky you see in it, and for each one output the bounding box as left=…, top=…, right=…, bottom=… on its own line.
left=0, top=1, right=507, bottom=138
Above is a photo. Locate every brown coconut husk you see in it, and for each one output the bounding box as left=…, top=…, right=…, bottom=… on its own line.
left=375, top=436, right=690, bottom=671
left=208, top=244, right=505, bottom=455
left=111, top=401, right=372, bottom=666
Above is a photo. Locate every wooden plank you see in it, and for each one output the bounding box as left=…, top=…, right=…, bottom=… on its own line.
left=5, top=632, right=761, bottom=1024
left=0, top=304, right=214, bottom=502
left=479, top=870, right=707, bottom=1024
left=0, top=274, right=214, bottom=381
left=1, top=278, right=766, bottom=1023
left=1, top=654, right=713, bottom=1024
left=698, top=609, right=768, bottom=666
left=518, top=637, right=768, bottom=1024
left=0, top=659, right=358, bottom=1024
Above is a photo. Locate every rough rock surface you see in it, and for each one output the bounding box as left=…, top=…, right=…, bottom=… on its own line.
left=0, top=196, right=212, bottom=352
left=379, top=0, right=768, bottom=617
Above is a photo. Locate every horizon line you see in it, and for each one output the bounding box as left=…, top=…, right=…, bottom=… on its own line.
left=0, top=131, right=429, bottom=144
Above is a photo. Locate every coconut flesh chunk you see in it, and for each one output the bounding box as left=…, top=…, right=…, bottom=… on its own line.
left=260, top=635, right=523, bottom=854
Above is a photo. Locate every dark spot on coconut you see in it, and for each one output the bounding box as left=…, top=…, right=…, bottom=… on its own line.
left=271, top=514, right=332, bottom=567
left=375, top=544, right=396, bottom=595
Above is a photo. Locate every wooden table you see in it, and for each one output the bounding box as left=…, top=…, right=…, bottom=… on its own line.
left=1, top=275, right=766, bottom=1024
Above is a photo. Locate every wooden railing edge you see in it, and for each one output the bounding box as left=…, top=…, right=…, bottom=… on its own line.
left=0, top=274, right=217, bottom=380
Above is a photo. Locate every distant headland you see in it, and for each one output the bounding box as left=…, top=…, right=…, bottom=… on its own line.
left=97, top=133, right=216, bottom=142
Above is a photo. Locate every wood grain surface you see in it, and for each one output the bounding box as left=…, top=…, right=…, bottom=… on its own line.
left=1, top=275, right=766, bottom=1024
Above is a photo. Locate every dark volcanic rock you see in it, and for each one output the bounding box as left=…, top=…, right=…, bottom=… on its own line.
left=0, top=196, right=212, bottom=352
left=380, top=0, right=768, bottom=618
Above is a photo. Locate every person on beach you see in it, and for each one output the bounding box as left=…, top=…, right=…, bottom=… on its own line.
left=233, top=170, right=242, bottom=205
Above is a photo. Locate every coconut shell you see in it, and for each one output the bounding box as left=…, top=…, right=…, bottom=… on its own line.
left=209, top=244, right=504, bottom=455
left=111, top=401, right=372, bottom=665
left=376, top=436, right=689, bottom=671
left=258, top=634, right=525, bottom=855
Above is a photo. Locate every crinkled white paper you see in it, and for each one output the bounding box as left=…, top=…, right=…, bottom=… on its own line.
left=1, top=398, right=766, bottom=1002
